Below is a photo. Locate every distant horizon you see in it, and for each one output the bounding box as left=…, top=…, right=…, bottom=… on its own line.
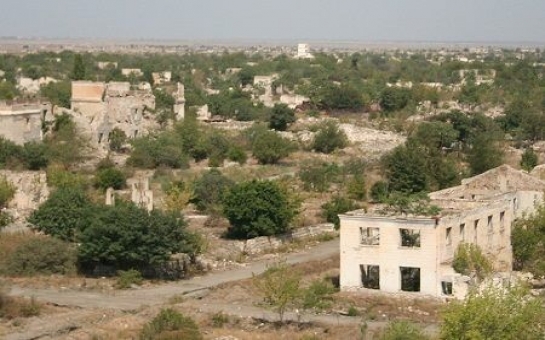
left=2, top=1, right=545, bottom=46
left=1, top=36, right=544, bottom=49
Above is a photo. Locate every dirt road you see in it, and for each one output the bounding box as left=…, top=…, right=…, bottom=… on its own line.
left=8, top=239, right=340, bottom=310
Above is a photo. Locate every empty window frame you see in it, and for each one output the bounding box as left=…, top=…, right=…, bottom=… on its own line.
left=487, top=215, right=493, bottom=233
left=446, top=227, right=452, bottom=246
left=360, top=264, right=380, bottom=289
left=474, top=219, right=479, bottom=243
left=360, top=227, right=380, bottom=245
left=500, top=211, right=505, bottom=233
left=460, top=223, right=466, bottom=242
left=400, top=229, right=421, bottom=247
left=441, top=281, right=453, bottom=296
left=400, top=267, right=420, bottom=292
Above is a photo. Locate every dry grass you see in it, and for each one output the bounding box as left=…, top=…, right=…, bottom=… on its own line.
left=0, top=290, right=42, bottom=320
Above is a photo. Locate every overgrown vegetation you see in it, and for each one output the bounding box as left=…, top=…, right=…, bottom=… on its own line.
left=140, top=308, right=202, bottom=340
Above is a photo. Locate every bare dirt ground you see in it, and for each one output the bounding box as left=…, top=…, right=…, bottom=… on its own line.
left=3, top=239, right=442, bottom=339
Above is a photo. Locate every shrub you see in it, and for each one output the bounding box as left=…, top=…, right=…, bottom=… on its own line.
left=115, top=269, right=143, bottom=289
left=0, top=177, right=15, bottom=209
left=251, top=130, right=294, bottom=165
left=22, top=142, right=49, bottom=170
left=223, top=180, right=299, bottom=239
left=94, top=167, right=126, bottom=191
left=190, top=169, right=234, bottom=214
left=521, top=148, right=538, bottom=172
left=269, top=103, right=295, bottom=131
left=210, top=311, right=229, bottom=327
left=321, top=196, right=360, bottom=229
left=298, top=161, right=340, bottom=192
left=109, top=128, right=127, bottom=152
left=347, top=305, right=360, bottom=316
left=312, top=120, right=348, bottom=154
left=378, top=320, right=428, bottom=340
left=370, top=181, right=389, bottom=202
left=302, top=280, right=337, bottom=311
left=226, top=145, right=247, bottom=165
left=4, top=236, right=76, bottom=276
left=452, top=243, right=492, bottom=280
left=140, top=308, right=202, bottom=340
left=0, top=292, right=42, bottom=319
left=346, top=174, right=367, bottom=201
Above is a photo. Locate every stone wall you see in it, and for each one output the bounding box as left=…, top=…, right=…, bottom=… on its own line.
left=233, top=223, right=336, bottom=255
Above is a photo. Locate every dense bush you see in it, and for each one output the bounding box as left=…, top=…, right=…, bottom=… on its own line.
left=223, top=180, right=299, bottom=239
left=28, top=187, right=94, bottom=241
left=269, top=103, right=295, bottom=131
left=190, top=169, right=234, bottom=214
left=4, top=236, right=76, bottom=276
left=140, top=309, right=202, bottom=340
left=251, top=130, right=294, bottom=164
left=312, top=120, right=348, bottom=154
left=94, top=167, right=127, bottom=191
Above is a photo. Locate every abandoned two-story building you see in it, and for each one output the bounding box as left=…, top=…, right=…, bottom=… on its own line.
left=339, top=165, right=545, bottom=298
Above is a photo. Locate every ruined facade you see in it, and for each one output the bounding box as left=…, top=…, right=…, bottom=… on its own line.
left=0, top=102, right=52, bottom=145
left=173, top=82, right=185, bottom=120
left=339, top=165, right=545, bottom=298
left=70, top=81, right=157, bottom=147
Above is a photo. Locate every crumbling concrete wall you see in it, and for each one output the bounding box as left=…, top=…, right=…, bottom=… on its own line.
left=70, top=81, right=158, bottom=149
left=0, top=102, right=52, bottom=145
left=1, top=170, right=49, bottom=219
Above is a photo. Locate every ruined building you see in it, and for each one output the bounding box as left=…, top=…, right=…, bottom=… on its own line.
left=339, top=165, right=545, bottom=298
left=70, top=81, right=157, bottom=147
left=0, top=101, right=52, bottom=145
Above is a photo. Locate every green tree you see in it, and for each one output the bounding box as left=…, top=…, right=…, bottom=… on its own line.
left=78, top=202, right=198, bottom=272
left=72, top=54, right=86, bottom=80
left=223, top=180, right=299, bottom=239
left=467, top=133, right=504, bottom=175
left=40, top=81, right=71, bottom=108
left=441, top=286, right=544, bottom=340
left=45, top=113, right=87, bottom=168
left=140, top=309, right=202, bottom=340
left=28, top=187, right=94, bottom=242
left=380, top=87, right=412, bottom=112
left=190, top=169, right=234, bottom=214
left=384, top=144, right=429, bottom=194
left=269, top=103, right=295, bottom=131
left=109, top=128, right=127, bottom=152
left=251, top=130, right=294, bottom=165
left=0, top=82, right=17, bottom=101
left=520, top=148, right=538, bottom=172
left=312, top=120, right=348, bottom=154
left=511, top=203, right=545, bottom=274
left=253, top=262, right=301, bottom=322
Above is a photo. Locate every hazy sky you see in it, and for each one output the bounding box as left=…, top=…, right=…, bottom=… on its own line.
left=2, top=0, right=545, bottom=42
